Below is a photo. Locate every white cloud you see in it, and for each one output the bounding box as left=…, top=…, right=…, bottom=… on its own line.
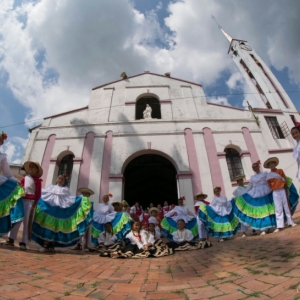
left=209, top=96, right=231, bottom=106
left=226, top=72, right=243, bottom=90
left=1, top=136, right=28, bottom=163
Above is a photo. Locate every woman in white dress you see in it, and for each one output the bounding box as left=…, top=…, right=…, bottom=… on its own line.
left=31, top=175, right=93, bottom=252
left=91, top=193, right=131, bottom=246
left=198, top=187, right=240, bottom=242
left=0, top=131, right=24, bottom=238
left=161, top=196, right=198, bottom=241
left=233, top=161, right=276, bottom=235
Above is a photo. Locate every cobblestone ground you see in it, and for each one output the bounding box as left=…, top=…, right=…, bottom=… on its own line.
left=1, top=212, right=300, bottom=300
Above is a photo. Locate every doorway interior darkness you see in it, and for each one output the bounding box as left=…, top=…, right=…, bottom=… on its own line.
left=124, top=154, right=178, bottom=208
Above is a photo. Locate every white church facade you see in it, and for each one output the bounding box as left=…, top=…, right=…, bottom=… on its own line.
left=20, top=31, right=299, bottom=211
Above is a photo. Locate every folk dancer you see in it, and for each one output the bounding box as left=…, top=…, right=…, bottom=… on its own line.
left=264, top=157, right=297, bottom=232
left=0, top=131, right=24, bottom=239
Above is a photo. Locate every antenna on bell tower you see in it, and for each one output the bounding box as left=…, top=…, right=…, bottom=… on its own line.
left=211, top=15, right=232, bottom=43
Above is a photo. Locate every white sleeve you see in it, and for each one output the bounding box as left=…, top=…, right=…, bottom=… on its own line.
left=108, top=204, right=115, bottom=213
left=187, top=208, right=196, bottom=217
left=0, top=155, right=17, bottom=180
left=245, top=181, right=253, bottom=193
left=233, top=189, right=238, bottom=198
left=172, top=231, right=181, bottom=243
left=186, top=230, right=193, bottom=242
left=110, top=235, right=117, bottom=243
left=130, top=206, right=136, bottom=214
left=165, top=207, right=176, bottom=217
left=139, top=214, right=144, bottom=222
left=210, top=198, right=217, bottom=206
left=98, top=232, right=106, bottom=244
left=147, top=233, right=155, bottom=245
left=155, top=227, right=161, bottom=239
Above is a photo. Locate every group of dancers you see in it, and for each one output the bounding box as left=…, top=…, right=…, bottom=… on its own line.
left=1, top=124, right=300, bottom=258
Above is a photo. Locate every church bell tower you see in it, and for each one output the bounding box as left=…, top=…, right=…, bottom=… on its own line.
left=215, top=19, right=296, bottom=112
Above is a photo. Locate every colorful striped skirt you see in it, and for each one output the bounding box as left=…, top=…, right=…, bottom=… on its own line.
left=0, top=179, right=24, bottom=237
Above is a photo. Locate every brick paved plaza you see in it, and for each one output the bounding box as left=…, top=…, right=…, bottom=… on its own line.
left=1, top=212, right=300, bottom=300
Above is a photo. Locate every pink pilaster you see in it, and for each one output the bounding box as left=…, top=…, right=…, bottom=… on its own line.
left=242, top=127, right=260, bottom=164
left=184, top=128, right=202, bottom=195
left=99, top=131, right=113, bottom=201
left=203, top=128, right=225, bottom=194
left=41, top=134, right=56, bottom=187
left=77, top=132, right=95, bottom=194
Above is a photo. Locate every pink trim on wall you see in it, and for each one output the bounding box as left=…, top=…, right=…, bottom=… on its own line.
left=232, top=180, right=250, bottom=187
left=177, top=171, right=193, bottom=179
left=147, top=142, right=151, bottom=149
left=268, top=148, right=293, bottom=154
left=184, top=128, right=202, bottom=194
left=99, top=131, right=113, bottom=201
left=240, top=151, right=251, bottom=158
left=41, top=134, right=56, bottom=187
left=217, top=152, right=226, bottom=158
left=203, top=128, right=225, bottom=194
left=73, top=157, right=83, bottom=164
left=109, top=174, right=123, bottom=182
left=242, top=127, right=260, bottom=164
left=160, top=100, right=172, bottom=104
left=77, top=132, right=95, bottom=195
left=50, top=158, right=60, bottom=167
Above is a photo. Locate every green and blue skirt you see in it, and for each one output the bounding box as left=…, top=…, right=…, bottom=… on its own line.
left=198, top=200, right=240, bottom=238
left=0, top=178, right=24, bottom=236
left=31, top=196, right=93, bottom=247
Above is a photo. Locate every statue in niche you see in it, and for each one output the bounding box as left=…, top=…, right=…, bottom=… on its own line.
left=143, top=104, right=152, bottom=119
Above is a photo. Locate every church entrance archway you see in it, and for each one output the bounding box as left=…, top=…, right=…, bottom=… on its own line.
left=123, top=154, right=178, bottom=208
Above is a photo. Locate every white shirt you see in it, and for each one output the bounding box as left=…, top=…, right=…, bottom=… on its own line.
left=164, top=205, right=196, bottom=223
left=172, top=229, right=193, bottom=243
left=245, top=172, right=271, bottom=198
left=24, top=175, right=36, bottom=195
left=141, top=230, right=156, bottom=244
left=0, top=152, right=18, bottom=185
left=233, top=186, right=247, bottom=198
left=42, top=184, right=75, bottom=208
left=126, top=231, right=148, bottom=249
left=98, top=232, right=117, bottom=246
left=148, top=216, right=159, bottom=225
left=210, top=196, right=232, bottom=216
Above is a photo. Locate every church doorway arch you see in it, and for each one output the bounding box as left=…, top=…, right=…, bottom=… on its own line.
left=123, top=154, right=178, bottom=208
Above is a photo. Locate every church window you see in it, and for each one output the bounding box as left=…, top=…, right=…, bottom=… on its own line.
left=136, top=97, right=161, bottom=120
left=265, top=117, right=285, bottom=139
left=58, top=154, right=74, bottom=187
left=225, top=148, right=244, bottom=181
left=249, top=54, right=289, bottom=108
left=239, top=59, right=272, bottom=109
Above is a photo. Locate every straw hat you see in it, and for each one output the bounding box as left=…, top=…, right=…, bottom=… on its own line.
left=233, top=174, right=245, bottom=182
left=263, top=157, right=279, bottom=169
left=194, top=192, right=208, bottom=200
left=149, top=207, right=160, bottom=215
left=23, top=161, right=43, bottom=178
left=78, top=187, right=95, bottom=196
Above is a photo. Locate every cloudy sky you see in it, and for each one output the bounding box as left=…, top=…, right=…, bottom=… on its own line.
left=0, top=0, right=300, bottom=163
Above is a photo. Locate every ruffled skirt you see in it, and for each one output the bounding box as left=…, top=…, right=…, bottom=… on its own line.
left=286, top=177, right=299, bottom=215
left=0, top=179, right=24, bottom=236
left=31, top=196, right=93, bottom=247
left=198, top=200, right=240, bottom=238
left=167, top=240, right=212, bottom=251
left=161, top=217, right=198, bottom=241
left=233, top=192, right=276, bottom=230
left=91, top=212, right=131, bottom=246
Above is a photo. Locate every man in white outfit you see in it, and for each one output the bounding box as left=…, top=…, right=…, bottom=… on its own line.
left=264, top=157, right=296, bottom=232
